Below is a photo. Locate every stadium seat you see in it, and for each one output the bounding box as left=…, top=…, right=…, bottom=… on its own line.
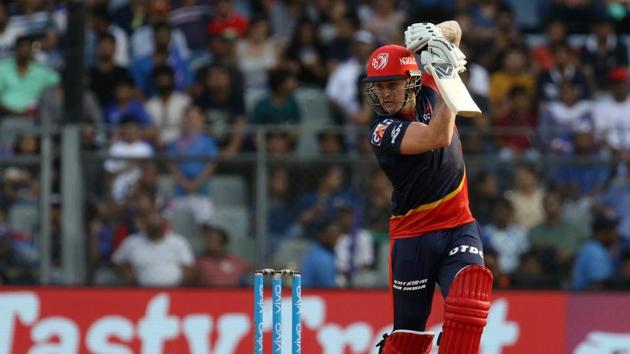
left=209, top=175, right=247, bottom=207
left=8, top=203, right=39, bottom=236
left=295, top=88, right=333, bottom=126
left=168, top=207, right=202, bottom=252
left=212, top=205, right=250, bottom=240
left=0, top=116, right=35, bottom=148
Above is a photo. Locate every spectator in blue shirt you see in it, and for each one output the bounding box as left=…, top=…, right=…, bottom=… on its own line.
left=102, top=78, right=152, bottom=129
left=167, top=105, right=218, bottom=227
left=301, top=221, right=341, bottom=288
left=571, top=211, right=621, bottom=290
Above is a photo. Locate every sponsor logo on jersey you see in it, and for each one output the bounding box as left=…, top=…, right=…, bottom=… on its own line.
left=372, top=53, right=389, bottom=70
left=371, top=119, right=393, bottom=146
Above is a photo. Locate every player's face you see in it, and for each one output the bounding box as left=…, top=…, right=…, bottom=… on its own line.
left=372, top=79, right=407, bottom=114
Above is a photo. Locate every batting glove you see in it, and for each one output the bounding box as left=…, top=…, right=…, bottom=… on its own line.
left=421, top=37, right=467, bottom=73
left=405, top=22, right=443, bottom=53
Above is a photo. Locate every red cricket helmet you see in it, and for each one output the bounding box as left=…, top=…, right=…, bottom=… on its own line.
left=364, top=44, right=421, bottom=82
left=364, top=44, right=422, bottom=116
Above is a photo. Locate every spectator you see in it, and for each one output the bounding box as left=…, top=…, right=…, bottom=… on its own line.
left=548, top=128, right=610, bottom=196
left=596, top=163, right=630, bottom=240
left=194, top=64, right=246, bottom=155
left=494, top=86, right=537, bottom=156
left=571, top=211, right=621, bottom=290
left=111, top=0, right=148, bottom=36
left=251, top=68, right=300, bottom=125
left=167, top=105, right=218, bottom=227
left=317, top=129, right=345, bottom=155
left=104, top=117, right=154, bottom=202
left=335, top=205, right=374, bottom=287
left=0, top=4, right=26, bottom=59
left=236, top=16, right=278, bottom=88
left=0, top=35, right=59, bottom=116
left=169, top=0, right=211, bottom=52
left=489, top=46, right=534, bottom=107
left=510, top=250, right=562, bottom=289
left=130, top=1, right=190, bottom=60
left=130, top=23, right=192, bottom=96
left=267, top=167, right=294, bottom=247
left=87, top=5, right=130, bottom=68
left=536, top=42, right=591, bottom=102
left=0, top=209, right=37, bottom=284
left=362, top=169, right=391, bottom=242
left=581, top=17, right=629, bottom=91
left=196, top=225, right=251, bottom=287
left=267, top=0, right=302, bottom=46
left=207, top=0, right=249, bottom=38
left=606, top=251, right=630, bottom=290
left=538, top=81, right=594, bottom=154
left=6, top=0, right=56, bottom=36
left=324, top=10, right=361, bottom=64
left=283, top=19, right=327, bottom=87
left=541, top=0, right=599, bottom=33
left=102, top=78, right=152, bottom=128
left=326, top=30, right=375, bottom=124
left=294, top=165, right=359, bottom=240
left=301, top=221, right=341, bottom=288
left=470, top=170, right=500, bottom=226
left=112, top=210, right=195, bottom=286
left=361, top=0, right=406, bottom=43
left=593, top=67, right=630, bottom=155
left=531, top=19, right=569, bottom=71
left=505, top=164, right=545, bottom=230
left=89, top=33, right=132, bottom=107
left=528, top=190, right=588, bottom=266
left=482, top=197, right=529, bottom=274
left=483, top=248, right=510, bottom=289
left=145, top=65, right=191, bottom=146
left=34, top=28, right=63, bottom=71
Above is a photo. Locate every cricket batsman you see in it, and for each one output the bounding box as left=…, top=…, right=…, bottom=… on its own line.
left=365, top=21, right=493, bottom=354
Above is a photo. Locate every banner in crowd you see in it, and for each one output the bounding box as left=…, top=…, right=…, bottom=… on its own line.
left=0, top=289, right=629, bottom=354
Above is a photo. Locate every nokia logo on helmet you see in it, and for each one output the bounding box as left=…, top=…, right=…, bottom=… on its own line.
left=372, top=53, right=389, bottom=70
left=399, top=56, right=416, bottom=65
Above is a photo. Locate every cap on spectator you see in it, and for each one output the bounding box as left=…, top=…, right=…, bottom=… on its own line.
left=353, top=30, right=375, bottom=46
left=607, top=67, right=628, bottom=83
left=592, top=211, right=619, bottom=231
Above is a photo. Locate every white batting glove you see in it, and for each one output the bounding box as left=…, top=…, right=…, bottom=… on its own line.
left=405, top=22, right=443, bottom=53
left=421, top=37, right=467, bottom=73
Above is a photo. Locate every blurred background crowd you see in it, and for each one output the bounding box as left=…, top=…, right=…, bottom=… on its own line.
left=1, top=0, right=630, bottom=292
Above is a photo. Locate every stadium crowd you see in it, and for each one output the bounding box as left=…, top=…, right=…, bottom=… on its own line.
left=0, top=0, right=630, bottom=291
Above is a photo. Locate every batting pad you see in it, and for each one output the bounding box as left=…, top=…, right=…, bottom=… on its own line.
left=438, top=265, right=493, bottom=354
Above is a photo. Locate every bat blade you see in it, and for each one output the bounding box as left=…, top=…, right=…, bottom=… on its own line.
left=427, top=62, right=482, bottom=119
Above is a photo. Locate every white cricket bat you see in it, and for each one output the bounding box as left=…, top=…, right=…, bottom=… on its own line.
left=426, top=62, right=482, bottom=119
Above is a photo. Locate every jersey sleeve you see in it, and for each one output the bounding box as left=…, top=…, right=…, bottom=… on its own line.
left=369, top=118, right=410, bottom=154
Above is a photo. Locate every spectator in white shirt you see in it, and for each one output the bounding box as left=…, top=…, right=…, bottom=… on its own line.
left=104, top=117, right=154, bottom=202
left=593, top=67, right=630, bottom=155
left=326, top=30, right=375, bottom=125
left=145, top=65, right=191, bottom=146
left=112, top=211, right=195, bottom=287
left=335, top=205, right=375, bottom=287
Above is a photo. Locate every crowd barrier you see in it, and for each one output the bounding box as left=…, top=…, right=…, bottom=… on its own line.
left=0, top=288, right=629, bottom=354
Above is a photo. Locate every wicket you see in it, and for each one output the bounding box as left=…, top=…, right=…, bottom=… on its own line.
left=254, top=269, right=302, bottom=354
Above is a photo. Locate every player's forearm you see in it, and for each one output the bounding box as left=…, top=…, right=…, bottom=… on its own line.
left=437, top=21, right=462, bottom=47
left=429, top=98, right=456, bottom=147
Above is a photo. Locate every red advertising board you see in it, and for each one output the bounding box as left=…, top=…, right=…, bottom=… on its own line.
left=0, top=288, right=628, bottom=354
